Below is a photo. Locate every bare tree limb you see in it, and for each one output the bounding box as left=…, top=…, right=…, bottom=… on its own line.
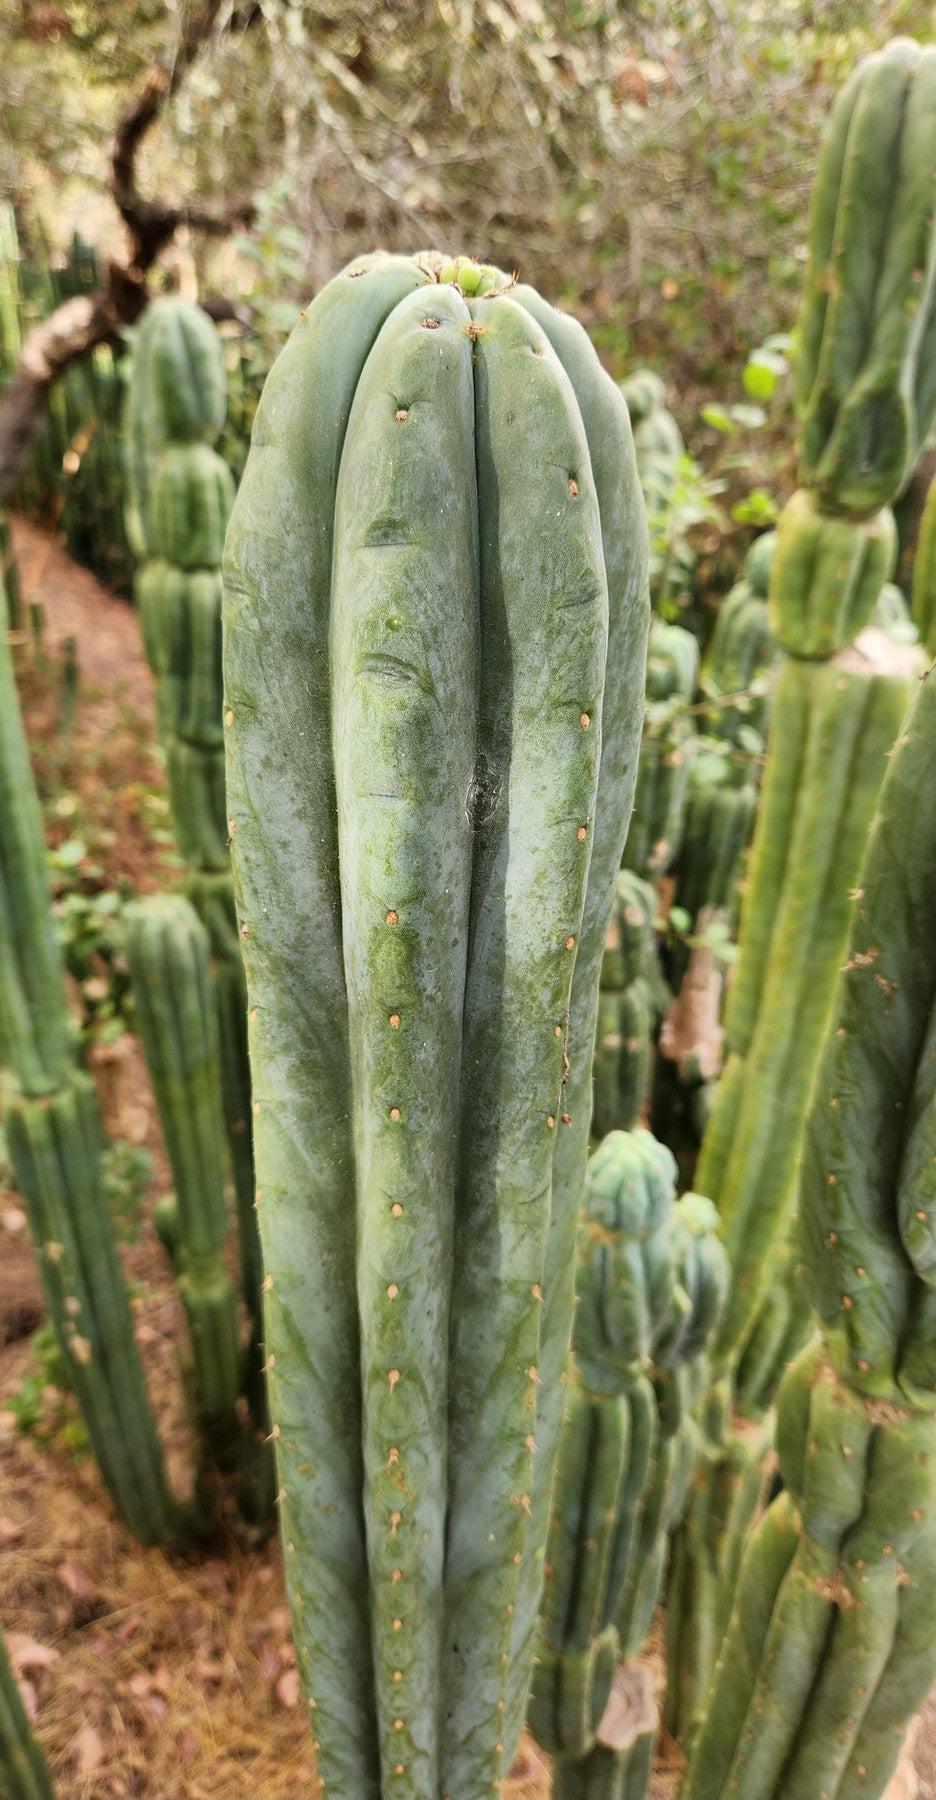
left=0, top=0, right=256, bottom=501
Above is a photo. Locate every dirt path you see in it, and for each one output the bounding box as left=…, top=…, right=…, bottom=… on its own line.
left=12, top=516, right=155, bottom=718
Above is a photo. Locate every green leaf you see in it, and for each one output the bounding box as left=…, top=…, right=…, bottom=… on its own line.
left=700, top=403, right=735, bottom=433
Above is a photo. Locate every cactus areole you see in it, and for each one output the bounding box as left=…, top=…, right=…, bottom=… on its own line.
left=222, top=251, right=649, bottom=1798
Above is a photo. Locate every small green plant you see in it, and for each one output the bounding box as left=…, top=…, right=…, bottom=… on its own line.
left=101, top=1138, right=153, bottom=1244
left=645, top=451, right=725, bottom=618
left=48, top=836, right=134, bottom=1045
left=7, top=1321, right=85, bottom=1453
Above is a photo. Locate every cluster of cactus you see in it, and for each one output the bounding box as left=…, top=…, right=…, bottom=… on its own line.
left=124, top=298, right=271, bottom=1519
left=222, top=249, right=650, bottom=1798
left=528, top=1131, right=727, bottom=1798
left=678, top=42, right=936, bottom=1797
left=694, top=37, right=936, bottom=1371
left=688, top=671, right=936, bottom=1799
left=0, top=566, right=190, bottom=1547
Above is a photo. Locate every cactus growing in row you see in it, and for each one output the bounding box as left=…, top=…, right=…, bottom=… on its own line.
left=593, top=872, right=669, bottom=1139
left=685, top=665, right=936, bottom=1800
left=0, top=1624, right=55, bottom=1800
left=124, top=894, right=241, bottom=1459
left=222, top=250, right=650, bottom=1799
left=528, top=1133, right=727, bottom=1797
left=126, top=301, right=266, bottom=1460
left=128, top=299, right=234, bottom=875
left=0, top=582, right=187, bottom=1546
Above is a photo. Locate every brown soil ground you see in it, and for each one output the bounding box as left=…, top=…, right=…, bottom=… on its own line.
left=0, top=518, right=929, bottom=1799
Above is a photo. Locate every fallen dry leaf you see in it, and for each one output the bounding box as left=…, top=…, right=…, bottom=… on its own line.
left=7, top=1633, right=60, bottom=1672
left=276, top=1667, right=300, bottom=1709
left=58, top=1560, right=96, bottom=1599
left=18, top=1676, right=38, bottom=1719
left=73, top=1723, right=104, bottom=1774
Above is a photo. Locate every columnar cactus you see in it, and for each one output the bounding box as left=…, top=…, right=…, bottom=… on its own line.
left=674, top=743, right=758, bottom=930
left=619, top=369, right=684, bottom=502
left=695, top=638, right=918, bottom=1357
left=124, top=895, right=241, bottom=1457
left=128, top=300, right=234, bottom=874
left=622, top=621, right=697, bottom=879
left=126, top=301, right=264, bottom=1424
left=694, top=40, right=936, bottom=1366
left=910, top=469, right=936, bottom=655
left=0, top=511, right=21, bottom=634
left=222, top=251, right=650, bottom=1799
left=701, top=535, right=778, bottom=746
left=528, top=1134, right=726, bottom=1798
left=0, top=584, right=185, bottom=1546
left=593, top=872, right=669, bottom=1139
left=796, top=40, right=936, bottom=520
left=0, top=1623, right=54, bottom=1800
left=685, top=666, right=936, bottom=1800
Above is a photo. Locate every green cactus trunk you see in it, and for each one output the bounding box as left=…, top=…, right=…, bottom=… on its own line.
left=0, top=1625, right=55, bottom=1800
left=0, top=582, right=187, bottom=1546
left=223, top=253, right=649, bottom=1800
left=592, top=873, right=668, bottom=1140
left=126, top=301, right=267, bottom=1479
left=910, top=470, right=936, bottom=655
left=796, top=40, right=936, bottom=519
left=125, top=894, right=242, bottom=1458
left=686, top=664, right=936, bottom=1800
left=695, top=638, right=917, bottom=1363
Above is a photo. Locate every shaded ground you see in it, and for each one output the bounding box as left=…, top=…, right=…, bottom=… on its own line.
left=0, top=519, right=926, bottom=1799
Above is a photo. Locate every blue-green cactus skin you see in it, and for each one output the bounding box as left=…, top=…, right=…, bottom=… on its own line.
left=222, top=253, right=649, bottom=1800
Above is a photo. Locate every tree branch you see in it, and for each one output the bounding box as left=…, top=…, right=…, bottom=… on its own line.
left=0, top=1, right=256, bottom=502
